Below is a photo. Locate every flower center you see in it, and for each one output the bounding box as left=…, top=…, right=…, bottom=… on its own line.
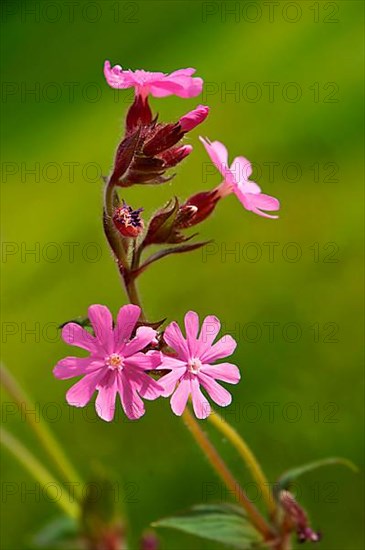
left=188, top=358, right=202, bottom=374
left=105, top=353, right=124, bottom=371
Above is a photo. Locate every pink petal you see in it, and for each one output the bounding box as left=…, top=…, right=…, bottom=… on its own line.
left=198, top=315, right=221, bottom=352
left=200, top=334, right=237, bottom=363
left=184, top=311, right=200, bottom=356
left=230, top=156, right=253, bottom=182
left=170, top=376, right=191, bottom=416
left=234, top=189, right=280, bottom=219
left=200, top=362, right=241, bottom=384
left=199, top=137, right=229, bottom=178
left=125, top=350, right=162, bottom=370
left=129, top=370, right=163, bottom=400
left=88, top=304, right=114, bottom=353
left=150, top=75, right=203, bottom=98
left=104, top=60, right=132, bottom=89
left=168, top=68, right=196, bottom=77
left=190, top=376, right=211, bottom=419
left=123, top=326, right=156, bottom=357
left=118, top=373, right=145, bottom=420
left=158, top=367, right=186, bottom=397
left=163, top=321, right=189, bottom=359
left=53, top=356, right=103, bottom=380
left=66, top=369, right=104, bottom=408
left=239, top=180, right=261, bottom=194
left=95, top=371, right=118, bottom=422
left=197, top=372, right=232, bottom=407
left=159, top=356, right=188, bottom=370
left=114, top=304, right=140, bottom=349
left=62, top=323, right=97, bottom=353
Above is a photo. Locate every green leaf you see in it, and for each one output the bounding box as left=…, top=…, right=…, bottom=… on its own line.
left=58, top=316, right=91, bottom=329
left=152, top=503, right=261, bottom=549
left=31, top=516, right=80, bottom=549
left=275, top=457, right=358, bottom=498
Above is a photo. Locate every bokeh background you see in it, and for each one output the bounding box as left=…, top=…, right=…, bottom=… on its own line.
left=1, top=1, right=364, bottom=548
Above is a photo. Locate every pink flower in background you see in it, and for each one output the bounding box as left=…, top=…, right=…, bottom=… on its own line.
left=159, top=311, right=240, bottom=419
left=104, top=61, right=203, bottom=99
left=200, top=137, right=280, bottom=219
left=54, top=304, right=162, bottom=421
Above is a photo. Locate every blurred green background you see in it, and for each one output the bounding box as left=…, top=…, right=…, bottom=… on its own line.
left=1, top=0, right=364, bottom=548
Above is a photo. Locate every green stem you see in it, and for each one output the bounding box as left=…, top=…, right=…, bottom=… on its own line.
left=182, top=408, right=275, bottom=542
left=208, top=409, right=276, bottom=517
left=0, top=363, right=83, bottom=499
left=1, top=427, right=79, bottom=519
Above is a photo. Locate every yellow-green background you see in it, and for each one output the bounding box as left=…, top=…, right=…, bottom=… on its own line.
left=1, top=1, right=364, bottom=548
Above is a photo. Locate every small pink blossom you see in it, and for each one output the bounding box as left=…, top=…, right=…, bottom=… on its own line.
left=159, top=311, right=240, bottom=419
left=200, top=137, right=280, bottom=219
left=104, top=61, right=203, bottom=99
left=179, top=105, right=210, bottom=132
left=54, top=304, right=163, bottom=421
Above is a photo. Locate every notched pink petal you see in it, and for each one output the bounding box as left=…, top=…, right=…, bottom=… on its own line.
left=53, top=357, right=103, bottom=380
left=170, top=376, right=191, bottom=416
left=230, top=156, right=253, bottom=182
left=200, top=362, right=241, bottom=384
left=197, top=372, right=232, bottom=407
left=158, top=368, right=186, bottom=397
left=66, top=369, right=103, bottom=408
left=61, top=323, right=97, bottom=353
left=125, top=350, right=162, bottom=370
left=198, top=315, right=221, bottom=350
left=118, top=374, right=145, bottom=420
left=123, top=326, right=156, bottom=356
left=163, top=321, right=189, bottom=359
left=95, top=372, right=118, bottom=422
left=200, top=334, right=237, bottom=363
left=88, top=304, right=114, bottom=352
left=114, top=304, right=140, bottom=349
left=190, top=377, right=211, bottom=419
left=199, top=137, right=229, bottom=177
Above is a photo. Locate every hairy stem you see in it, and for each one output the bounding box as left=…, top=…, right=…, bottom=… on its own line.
left=1, top=427, right=79, bottom=519
left=1, top=363, right=83, bottom=499
left=182, top=407, right=275, bottom=541
left=208, top=409, right=276, bottom=517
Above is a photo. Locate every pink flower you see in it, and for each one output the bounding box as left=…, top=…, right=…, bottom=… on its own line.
left=159, top=311, right=240, bottom=419
left=200, top=137, right=280, bottom=219
left=104, top=61, right=203, bottom=99
left=54, top=304, right=163, bottom=421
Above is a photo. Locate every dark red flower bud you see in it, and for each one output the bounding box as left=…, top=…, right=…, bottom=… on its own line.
left=181, top=189, right=221, bottom=227
left=113, top=201, right=144, bottom=238
left=158, top=145, right=192, bottom=168
left=110, top=127, right=141, bottom=184
left=280, top=491, right=321, bottom=544
left=142, top=123, right=183, bottom=156
left=143, top=197, right=196, bottom=246
left=126, top=94, right=153, bottom=133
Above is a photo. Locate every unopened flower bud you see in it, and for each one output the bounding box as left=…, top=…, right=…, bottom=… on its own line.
left=113, top=202, right=144, bottom=238
left=175, top=204, right=199, bottom=228
left=143, top=123, right=183, bottom=156
left=179, top=105, right=209, bottom=132
left=159, top=145, right=193, bottom=168
left=279, top=491, right=321, bottom=544
left=181, top=189, right=220, bottom=227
